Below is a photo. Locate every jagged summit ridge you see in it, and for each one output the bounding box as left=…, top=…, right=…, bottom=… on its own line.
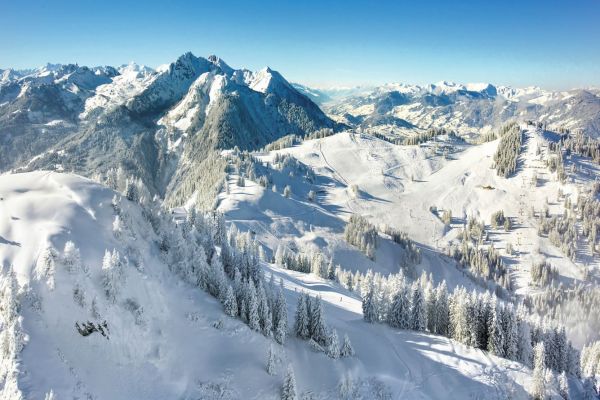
left=0, top=52, right=340, bottom=205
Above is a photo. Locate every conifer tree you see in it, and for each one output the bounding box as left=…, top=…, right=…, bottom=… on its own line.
left=516, top=309, right=533, bottom=367
left=309, top=296, right=327, bottom=345
left=267, top=344, right=277, bottom=376
left=223, top=285, right=238, bottom=317
left=327, top=329, right=340, bottom=359
left=409, top=283, right=426, bottom=331
left=340, top=333, right=355, bottom=357
left=311, top=252, right=324, bottom=277
left=275, top=244, right=286, bottom=267
left=425, top=282, right=436, bottom=332
left=281, top=364, right=298, bottom=400
left=434, top=281, right=449, bottom=336
left=125, top=178, right=139, bottom=202
left=274, top=288, right=288, bottom=344
left=388, top=286, right=410, bottom=329
left=257, top=282, right=272, bottom=335
left=532, top=342, right=547, bottom=400
left=502, top=305, right=518, bottom=361
left=294, top=295, right=309, bottom=339
left=362, top=286, right=377, bottom=323
left=487, top=298, right=505, bottom=357
left=37, top=247, right=57, bottom=290
left=327, top=259, right=336, bottom=281
left=102, top=249, right=123, bottom=302
left=247, top=282, right=260, bottom=331
left=62, top=241, right=81, bottom=274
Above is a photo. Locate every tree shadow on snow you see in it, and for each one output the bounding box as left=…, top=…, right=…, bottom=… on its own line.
left=0, top=235, right=20, bottom=247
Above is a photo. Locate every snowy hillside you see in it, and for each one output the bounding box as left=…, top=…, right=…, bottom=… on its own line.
left=218, top=126, right=600, bottom=345
left=0, top=171, right=563, bottom=399
left=208, top=120, right=600, bottom=398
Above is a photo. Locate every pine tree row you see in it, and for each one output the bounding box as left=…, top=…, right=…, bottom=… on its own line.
left=344, top=215, right=378, bottom=259
left=293, top=293, right=354, bottom=359
left=493, top=123, right=522, bottom=177
left=360, top=268, right=580, bottom=375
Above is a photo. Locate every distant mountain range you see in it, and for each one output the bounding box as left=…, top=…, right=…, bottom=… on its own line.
left=293, top=81, right=600, bottom=137
left=0, top=53, right=340, bottom=205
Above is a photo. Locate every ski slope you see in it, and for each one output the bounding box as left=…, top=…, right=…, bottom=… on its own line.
left=221, top=129, right=594, bottom=297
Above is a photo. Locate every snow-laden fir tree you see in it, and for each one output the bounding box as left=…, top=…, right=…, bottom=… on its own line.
left=62, top=241, right=81, bottom=274
left=487, top=297, right=505, bottom=357
left=327, top=329, right=340, bottom=359
left=281, top=364, right=298, bottom=400
left=449, top=288, right=469, bottom=343
left=0, top=270, right=22, bottom=360
left=36, top=247, right=57, bottom=290
left=434, top=281, right=449, bottom=336
left=310, top=252, right=324, bottom=278
left=206, top=254, right=226, bottom=298
left=425, top=282, right=436, bottom=333
left=409, top=282, right=426, bottom=331
left=362, top=286, right=377, bottom=323
left=532, top=342, right=547, bottom=400
left=309, top=296, right=327, bottom=345
left=340, top=333, right=355, bottom=357
left=125, top=177, right=139, bottom=202
left=275, top=244, right=286, bottom=267
left=327, top=259, right=336, bottom=280
left=102, top=249, right=123, bottom=303
left=294, top=294, right=309, bottom=339
left=223, top=285, right=238, bottom=317
left=387, top=285, right=410, bottom=329
left=283, top=185, right=292, bottom=198
left=247, top=281, right=260, bottom=331
left=273, top=288, right=288, bottom=344
left=257, top=282, right=272, bottom=336
left=515, top=310, right=533, bottom=367
left=267, top=344, right=277, bottom=376
left=502, top=304, right=518, bottom=361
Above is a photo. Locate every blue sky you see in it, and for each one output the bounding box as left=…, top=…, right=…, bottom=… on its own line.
left=1, top=0, right=599, bottom=89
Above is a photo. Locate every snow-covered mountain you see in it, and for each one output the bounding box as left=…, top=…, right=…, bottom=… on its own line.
left=2, top=55, right=600, bottom=399
left=306, top=81, right=600, bottom=138
left=0, top=53, right=341, bottom=205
